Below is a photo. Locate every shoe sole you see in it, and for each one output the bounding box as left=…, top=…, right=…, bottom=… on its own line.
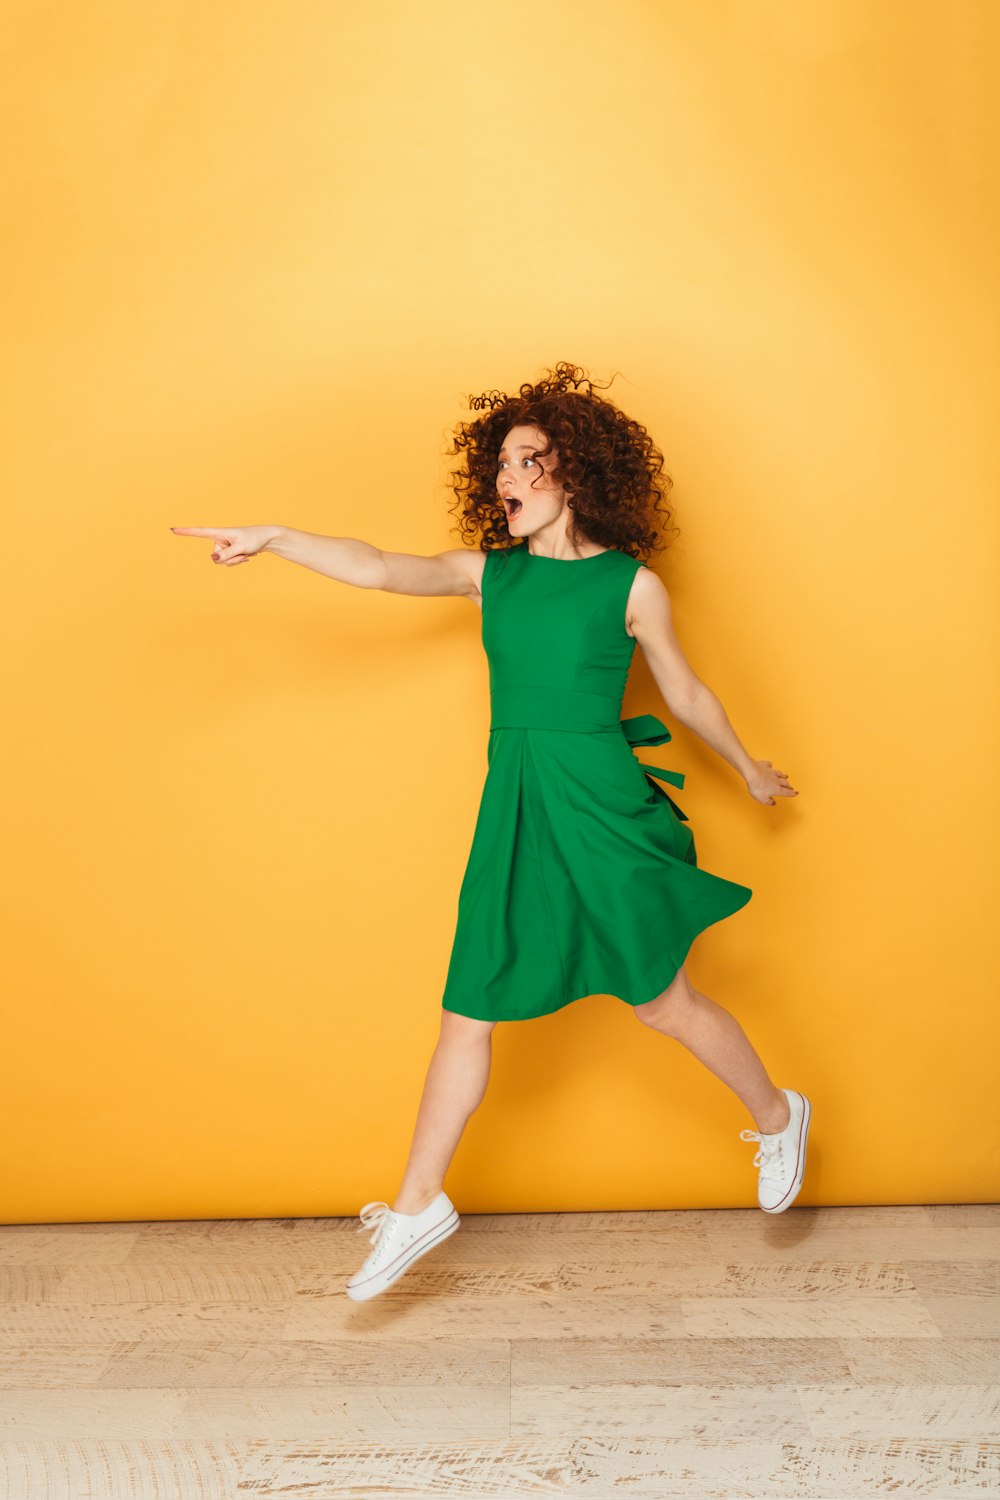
left=345, top=1207, right=460, bottom=1301
left=761, top=1092, right=811, bottom=1214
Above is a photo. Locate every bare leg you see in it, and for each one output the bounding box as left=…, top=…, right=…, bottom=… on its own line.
left=392, top=1008, right=497, bottom=1214
left=633, top=962, right=791, bottom=1134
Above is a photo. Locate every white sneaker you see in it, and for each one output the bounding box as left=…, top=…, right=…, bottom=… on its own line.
left=739, top=1087, right=811, bottom=1213
left=345, top=1190, right=460, bottom=1301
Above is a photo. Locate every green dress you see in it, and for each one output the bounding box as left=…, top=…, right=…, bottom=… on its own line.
left=440, top=541, right=753, bottom=1022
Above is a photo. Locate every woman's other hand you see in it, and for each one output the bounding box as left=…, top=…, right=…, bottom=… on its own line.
left=170, top=525, right=280, bottom=565
left=745, top=760, right=798, bottom=806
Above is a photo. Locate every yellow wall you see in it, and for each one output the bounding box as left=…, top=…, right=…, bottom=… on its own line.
left=3, top=1, right=997, bottom=1222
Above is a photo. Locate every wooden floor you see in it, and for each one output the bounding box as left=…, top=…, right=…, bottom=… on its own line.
left=0, top=1203, right=997, bottom=1497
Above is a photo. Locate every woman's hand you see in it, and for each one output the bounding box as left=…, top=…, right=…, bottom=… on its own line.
left=170, top=525, right=280, bottom=565
left=745, top=759, right=798, bottom=806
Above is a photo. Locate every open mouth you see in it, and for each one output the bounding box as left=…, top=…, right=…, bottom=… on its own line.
left=504, top=498, right=522, bottom=519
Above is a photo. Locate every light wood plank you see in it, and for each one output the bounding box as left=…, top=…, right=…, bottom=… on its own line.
left=920, top=1297, right=1000, bottom=1338
left=297, top=1258, right=915, bottom=1299
left=235, top=1434, right=1000, bottom=1495
left=96, top=1337, right=508, bottom=1388
left=0, top=1389, right=187, bottom=1438
left=841, top=1336, right=1000, bottom=1384
left=510, top=1382, right=812, bottom=1439
left=512, top=1335, right=852, bottom=1387
left=0, top=1439, right=242, bottom=1500
left=0, top=1302, right=297, bottom=1340
left=902, top=1259, right=1000, bottom=1296
left=0, top=1231, right=140, bottom=1265
left=174, top=1384, right=508, bottom=1440
left=52, top=1264, right=304, bottom=1301
left=0, top=1346, right=113, bottom=1390
left=681, top=1293, right=940, bottom=1338
left=703, top=1226, right=1000, bottom=1260
left=797, top=1383, right=1000, bottom=1439
left=0, top=1268, right=69, bottom=1303
left=286, top=1293, right=689, bottom=1340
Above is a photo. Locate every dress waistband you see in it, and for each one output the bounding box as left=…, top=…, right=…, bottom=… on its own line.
left=488, top=683, right=689, bottom=821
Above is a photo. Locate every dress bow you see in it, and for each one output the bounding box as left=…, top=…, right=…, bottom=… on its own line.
left=620, top=713, right=690, bottom=821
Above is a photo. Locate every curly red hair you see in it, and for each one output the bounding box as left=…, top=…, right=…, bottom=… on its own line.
left=444, top=361, right=677, bottom=561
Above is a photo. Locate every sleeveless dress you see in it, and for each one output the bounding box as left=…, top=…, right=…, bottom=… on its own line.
left=440, top=541, right=753, bottom=1022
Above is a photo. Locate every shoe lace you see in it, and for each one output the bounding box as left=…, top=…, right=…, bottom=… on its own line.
left=356, top=1200, right=394, bottom=1259
left=739, top=1127, right=785, bottom=1174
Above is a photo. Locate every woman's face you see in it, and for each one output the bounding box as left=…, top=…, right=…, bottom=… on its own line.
left=496, top=423, right=573, bottom=537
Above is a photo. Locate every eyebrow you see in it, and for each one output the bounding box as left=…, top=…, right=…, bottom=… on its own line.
left=498, top=444, right=537, bottom=456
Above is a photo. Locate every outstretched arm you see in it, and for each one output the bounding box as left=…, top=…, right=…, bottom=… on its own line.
left=170, top=525, right=481, bottom=601
left=627, top=567, right=798, bottom=807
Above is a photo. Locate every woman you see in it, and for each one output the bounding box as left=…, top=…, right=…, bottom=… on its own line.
left=172, top=362, right=810, bottom=1303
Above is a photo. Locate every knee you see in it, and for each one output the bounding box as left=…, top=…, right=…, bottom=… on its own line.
left=632, top=963, right=697, bottom=1035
